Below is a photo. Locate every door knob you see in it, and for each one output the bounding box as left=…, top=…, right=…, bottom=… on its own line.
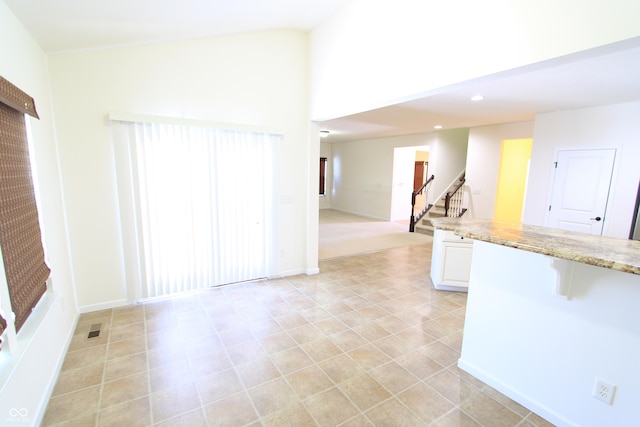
left=590, top=216, right=602, bottom=221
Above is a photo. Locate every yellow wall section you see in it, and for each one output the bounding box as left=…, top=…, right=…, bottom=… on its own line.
left=416, top=151, right=429, bottom=162
left=494, top=138, right=533, bottom=222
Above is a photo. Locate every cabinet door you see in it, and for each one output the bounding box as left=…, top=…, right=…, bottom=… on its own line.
left=440, top=242, right=473, bottom=286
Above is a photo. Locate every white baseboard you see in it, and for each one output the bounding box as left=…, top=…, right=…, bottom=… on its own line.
left=330, top=208, right=388, bottom=222
left=457, top=358, right=574, bottom=427
left=271, top=268, right=307, bottom=279
left=78, top=298, right=130, bottom=314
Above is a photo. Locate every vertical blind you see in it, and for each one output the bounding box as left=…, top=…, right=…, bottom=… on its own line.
left=120, top=120, right=276, bottom=298
left=0, top=76, right=50, bottom=333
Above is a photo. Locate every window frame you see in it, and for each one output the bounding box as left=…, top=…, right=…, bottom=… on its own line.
left=0, top=76, right=50, bottom=352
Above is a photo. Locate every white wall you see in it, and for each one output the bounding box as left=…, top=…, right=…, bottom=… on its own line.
left=460, top=241, right=640, bottom=427
left=428, top=128, right=470, bottom=203
left=46, top=30, right=311, bottom=309
left=306, top=123, right=321, bottom=275
left=331, top=133, right=435, bottom=219
left=319, top=142, right=333, bottom=209
left=0, top=2, right=77, bottom=424
left=310, top=0, right=640, bottom=121
left=523, top=102, right=640, bottom=238
left=466, top=122, right=535, bottom=219
left=331, top=129, right=467, bottom=220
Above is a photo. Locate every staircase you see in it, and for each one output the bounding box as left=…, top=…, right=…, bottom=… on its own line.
left=414, top=174, right=466, bottom=236
left=414, top=204, right=444, bottom=236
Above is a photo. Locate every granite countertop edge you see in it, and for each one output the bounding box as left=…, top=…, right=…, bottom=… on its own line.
left=430, top=217, right=640, bottom=275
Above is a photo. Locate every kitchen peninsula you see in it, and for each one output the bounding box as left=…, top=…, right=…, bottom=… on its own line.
left=430, top=218, right=640, bottom=427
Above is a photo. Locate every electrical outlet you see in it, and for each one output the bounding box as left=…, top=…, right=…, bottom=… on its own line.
left=593, top=378, right=616, bottom=405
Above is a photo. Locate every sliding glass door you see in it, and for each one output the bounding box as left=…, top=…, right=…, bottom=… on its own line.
left=113, top=119, right=277, bottom=299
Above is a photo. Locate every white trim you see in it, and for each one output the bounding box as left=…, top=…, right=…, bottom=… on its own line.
left=329, top=208, right=388, bottom=222
left=31, top=313, right=79, bottom=427
left=457, top=358, right=576, bottom=427
left=272, top=268, right=307, bottom=278
left=78, top=299, right=130, bottom=314
left=107, top=111, right=283, bottom=135
left=0, top=291, right=58, bottom=394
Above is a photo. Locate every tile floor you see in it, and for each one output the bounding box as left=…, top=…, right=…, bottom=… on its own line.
left=42, top=243, right=555, bottom=426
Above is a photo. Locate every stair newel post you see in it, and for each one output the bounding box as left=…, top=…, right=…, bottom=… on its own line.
left=410, top=191, right=417, bottom=232
left=444, top=192, right=451, bottom=217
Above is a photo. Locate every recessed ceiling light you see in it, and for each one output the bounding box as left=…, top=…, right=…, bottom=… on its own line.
left=320, top=130, right=330, bottom=138
left=471, top=95, right=485, bottom=101
left=434, top=125, right=443, bottom=129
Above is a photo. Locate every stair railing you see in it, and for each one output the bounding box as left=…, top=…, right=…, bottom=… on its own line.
left=444, top=177, right=466, bottom=218
left=410, top=174, right=435, bottom=232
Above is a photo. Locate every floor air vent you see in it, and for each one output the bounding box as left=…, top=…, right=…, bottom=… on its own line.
left=87, top=323, right=102, bottom=339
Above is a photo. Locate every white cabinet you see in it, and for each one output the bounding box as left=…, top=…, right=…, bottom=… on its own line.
left=430, top=229, right=474, bottom=291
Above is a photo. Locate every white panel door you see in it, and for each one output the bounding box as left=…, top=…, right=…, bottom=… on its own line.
left=546, top=149, right=615, bottom=235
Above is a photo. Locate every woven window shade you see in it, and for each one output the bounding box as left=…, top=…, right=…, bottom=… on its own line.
left=0, top=78, right=49, bottom=332
left=0, top=76, right=39, bottom=119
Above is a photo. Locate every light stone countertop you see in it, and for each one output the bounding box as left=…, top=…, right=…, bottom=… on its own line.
left=430, top=217, right=640, bottom=275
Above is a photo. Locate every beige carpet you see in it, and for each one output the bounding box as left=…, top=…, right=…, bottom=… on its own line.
left=319, top=209, right=433, bottom=260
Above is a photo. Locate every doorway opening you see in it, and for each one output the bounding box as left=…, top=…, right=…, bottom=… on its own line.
left=494, top=138, right=533, bottom=223
left=413, top=151, right=429, bottom=191
left=390, top=146, right=429, bottom=221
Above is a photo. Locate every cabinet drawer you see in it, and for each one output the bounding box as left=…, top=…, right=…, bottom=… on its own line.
left=442, top=230, right=471, bottom=243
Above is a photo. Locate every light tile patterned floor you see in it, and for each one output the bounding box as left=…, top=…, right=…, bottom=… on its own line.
left=42, top=243, right=555, bottom=426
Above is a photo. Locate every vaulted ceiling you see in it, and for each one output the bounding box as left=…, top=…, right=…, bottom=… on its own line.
left=4, top=0, right=351, bottom=53
left=5, top=0, right=640, bottom=143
